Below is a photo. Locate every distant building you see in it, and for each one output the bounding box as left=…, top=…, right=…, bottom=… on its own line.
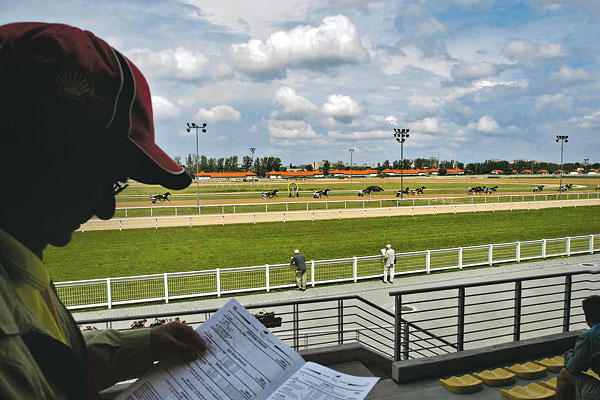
left=490, top=169, right=503, bottom=174
left=266, top=170, right=324, bottom=179
left=195, top=171, right=257, bottom=181
left=330, top=169, right=378, bottom=178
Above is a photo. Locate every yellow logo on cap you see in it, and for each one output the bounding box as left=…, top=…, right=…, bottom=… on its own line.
left=56, top=69, right=93, bottom=101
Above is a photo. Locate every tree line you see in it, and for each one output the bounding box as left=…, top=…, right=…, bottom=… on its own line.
left=173, top=153, right=599, bottom=177
left=173, top=154, right=282, bottom=176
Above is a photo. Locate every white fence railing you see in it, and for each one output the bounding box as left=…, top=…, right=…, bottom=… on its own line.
left=113, top=191, right=600, bottom=218
left=56, top=234, right=599, bottom=310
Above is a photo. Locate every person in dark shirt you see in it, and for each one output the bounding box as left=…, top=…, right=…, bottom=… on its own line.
left=290, top=249, right=307, bottom=291
left=557, top=295, right=600, bottom=399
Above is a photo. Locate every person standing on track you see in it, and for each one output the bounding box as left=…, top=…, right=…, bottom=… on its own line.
left=290, top=249, right=307, bottom=291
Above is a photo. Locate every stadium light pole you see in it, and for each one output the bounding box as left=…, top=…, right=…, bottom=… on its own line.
left=349, top=148, right=354, bottom=183
left=556, top=135, right=568, bottom=195
left=584, top=158, right=589, bottom=184
left=394, top=128, right=410, bottom=199
left=250, top=147, right=256, bottom=168
left=186, top=122, right=207, bottom=209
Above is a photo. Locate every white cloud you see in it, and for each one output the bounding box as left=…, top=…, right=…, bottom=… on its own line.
left=502, top=39, right=568, bottom=67
left=152, top=95, right=181, bottom=119
left=381, top=45, right=452, bottom=78
left=553, top=66, right=591, bottom=83
left=271, top=87, right=318, bottom=118
left=451, top=62, right=499, bottom=82
left=472, top=115, right=500, bottom=133
left=127, top=47, right=209, bottom=80
left=268, top=120, right=319, bottom=139
left=416, top=17, right=446, bottom=37
left=409, top=117, right=440, bottom=133
left=228, top=14, right=368, bottom=77
left=322, top=94, right=363, bottom=123
left=569, top=110, right=600, bottom=129
left=328, top=129, right=391, bottom=140
left=194, top=105, right=241, bottom=123
left=385, top=116, right=398, bottom=126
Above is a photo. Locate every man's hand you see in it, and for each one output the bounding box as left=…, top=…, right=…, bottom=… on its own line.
left=151, top=322, right=206, bottom=362
left=563, top=349, right=573, bottom=359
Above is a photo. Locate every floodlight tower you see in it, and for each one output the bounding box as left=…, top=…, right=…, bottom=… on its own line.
left=250, top=147, right=256, bottom=171
left=556, top=135, right=568, bottom=195
left=394, top=128, right=410, bottom=199
left=584, top=158, right=589, bottom=184
left=349, top=148, right=354, bottom=183
left=186, top=122, right=207, bottom=209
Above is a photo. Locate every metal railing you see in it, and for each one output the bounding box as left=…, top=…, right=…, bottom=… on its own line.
left=111, top=191, right=600, bottom=219
left=55, top=234, right=599, bottom=310
left=390, top=269, right=600, bottom=361
left=76, top=295, right=397, bottom=358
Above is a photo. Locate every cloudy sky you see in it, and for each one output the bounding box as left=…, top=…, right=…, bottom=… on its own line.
left=2, top=0, right=599, bottom=166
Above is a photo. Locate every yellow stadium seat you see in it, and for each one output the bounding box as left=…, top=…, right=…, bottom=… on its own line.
left=472, top=368, right=516, bottom=387
left=439, top=374, right=483, bottom=394
left=534, top=356, right=564, bottom=372
left=585, top=370, right=600, bottom=380
left=500, top=383, right=555, bottom=400
left=504, top=362, right=547, bottom=380
left=538, top=377, right=557, bottom=391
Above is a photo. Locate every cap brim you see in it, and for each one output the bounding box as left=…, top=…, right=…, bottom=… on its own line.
left=117, top=52, right=191, bottom=190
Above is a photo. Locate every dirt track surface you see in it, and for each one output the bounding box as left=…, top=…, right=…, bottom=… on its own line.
left=81, top=198, right=600, bottom=231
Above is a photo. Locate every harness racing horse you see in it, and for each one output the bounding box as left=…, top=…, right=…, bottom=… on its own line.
left=533, top=185, right=544, bottom=192
left=313, top=189, right=330, bottom=198
left=150, top=192, right=171, bottom=203
left=485, top=186, right=498, bottom=194
left=415, top=186, right=426, bottom=195
left=262, top=190, right=279, bottom=199
left=395, top=187, right=411, bottom=197
left=468, top=186, right=486, bottom=195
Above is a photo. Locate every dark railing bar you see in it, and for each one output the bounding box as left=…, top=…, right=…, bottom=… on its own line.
left=389, top=270, right=598, bottom=297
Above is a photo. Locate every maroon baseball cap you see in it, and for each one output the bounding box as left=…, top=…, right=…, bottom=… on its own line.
left=0, top=22, right=191, bottom=190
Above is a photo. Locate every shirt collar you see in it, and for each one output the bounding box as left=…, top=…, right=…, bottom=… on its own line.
left=0, top=229, right=50, bottom=291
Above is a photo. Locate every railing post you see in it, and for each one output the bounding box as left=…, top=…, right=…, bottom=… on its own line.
left=543, top=239, right=547, bottom=258
left=459, top=247, right=463, bottom=269
left=338, top=299, right=344, bottom=345
left=489, top=244, right=493, bottom=266
left=513, top=280, right=522, bottom=341
left=216, top=269, right=221, bottom=297
left=567, top=237, right=571, bottom=256
left=164, top=273, right=169, bottom=304
left=426, top=250, right=431, bottom=273
left=394, top=295, right=403, bottom=361
left=591, top=235, right=595, bottom=254
left=353, top=257, right=358, bottom=283
left=402, top=322, right=409, bottom=361
left=265, top=264, right=270, bottom=292
left=563, top=274, right=572, bottom=332
left=293, top=303, right=299, bottom=351
left=311, top=260, right=315, bottom=287
left=107, top=278, right=112, bottom=309
left=458, top=287, right=465, bottom=352
left=516, top=242, right=521, bottom=263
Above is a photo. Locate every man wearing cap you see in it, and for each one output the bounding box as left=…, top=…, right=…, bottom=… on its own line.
left=0, top=22, right=205, bottom=399
left=383, top=244, right=395, bottom=284
left=290, top=250, right=307, bottom=291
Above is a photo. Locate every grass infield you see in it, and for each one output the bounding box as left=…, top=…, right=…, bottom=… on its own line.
left=44, top=206, right=600, bottom=282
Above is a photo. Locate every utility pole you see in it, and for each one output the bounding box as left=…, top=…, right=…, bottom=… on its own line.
left=556, top=135, right=568, bottom=194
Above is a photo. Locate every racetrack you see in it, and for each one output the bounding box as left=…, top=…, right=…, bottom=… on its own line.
left=80, top=197, right=600, bottom=231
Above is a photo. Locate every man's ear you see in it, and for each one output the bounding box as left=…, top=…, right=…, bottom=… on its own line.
left=3, top=100, right=84, bottom=182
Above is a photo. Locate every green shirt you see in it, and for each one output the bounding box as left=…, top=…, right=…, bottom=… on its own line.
left=0, top=229, right=153, bottom=398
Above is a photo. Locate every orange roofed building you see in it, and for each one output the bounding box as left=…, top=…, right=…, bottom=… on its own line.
left=266, top=170, right=324, bottom=179
left=195, top=171, right=257, bottom=180
left=329, top=169, right=378, bottom=177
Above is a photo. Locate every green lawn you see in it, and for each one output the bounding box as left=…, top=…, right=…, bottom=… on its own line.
left=44, top=206, right=600, bottom=282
